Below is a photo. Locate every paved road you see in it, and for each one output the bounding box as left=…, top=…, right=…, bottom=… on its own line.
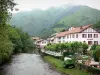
left=0, top=54, right=62, bottom=75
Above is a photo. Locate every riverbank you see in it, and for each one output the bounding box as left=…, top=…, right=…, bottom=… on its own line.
left=43, top=55, right=90, bottom=75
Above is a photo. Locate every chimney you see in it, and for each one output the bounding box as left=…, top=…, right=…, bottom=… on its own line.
left=80, top=26, right=83, bottom=30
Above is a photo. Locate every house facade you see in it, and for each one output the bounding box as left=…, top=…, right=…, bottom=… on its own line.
left=36, top=39, right=48, bottom=48
left=54, top=25, right=100, bottom=45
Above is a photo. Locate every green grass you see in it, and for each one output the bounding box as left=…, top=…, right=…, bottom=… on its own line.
left=44, top=56, right=90, bottom=75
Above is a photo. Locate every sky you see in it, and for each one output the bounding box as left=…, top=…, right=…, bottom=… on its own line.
left=14, top=0, right=100, bottom=12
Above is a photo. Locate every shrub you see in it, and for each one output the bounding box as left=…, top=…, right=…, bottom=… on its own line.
left=91, top=44, right=97, bottom=50
left=75, top=63, right=100, bottom=75
left=93, top=46, right=100, bottom=61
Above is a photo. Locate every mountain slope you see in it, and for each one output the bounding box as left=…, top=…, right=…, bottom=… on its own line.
left=11, top=5, right=100, bottom=37
left=10, top=5, right=81, bottom=37
left=56, top=6, right=100, bottom=29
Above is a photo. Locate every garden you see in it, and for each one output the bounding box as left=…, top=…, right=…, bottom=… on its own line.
left=43, top=42, right=100, bottom=75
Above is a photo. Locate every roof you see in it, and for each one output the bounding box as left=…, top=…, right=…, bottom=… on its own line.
left=56, top=24, right=92, bottom=38
left=31, top=37, right=40, bottom=40
left=36, top=39, right=43, bottom=42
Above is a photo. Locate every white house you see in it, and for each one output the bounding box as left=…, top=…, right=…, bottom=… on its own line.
left=31, top=37, right=40, bottom=44
left=36, top=39, right=48, bottom=48
left=54, top=24, right=100, bottom=45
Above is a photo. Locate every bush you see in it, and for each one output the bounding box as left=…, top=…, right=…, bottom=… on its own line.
left=76, top=63, right=100, bottom=75
left=93, top=46, right=100, bottom=61
left=45, top=42, right=89, bottom=56
left=91, top=44, right=97, bottom=50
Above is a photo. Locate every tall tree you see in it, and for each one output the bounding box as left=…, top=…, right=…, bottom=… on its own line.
left=0, top=0, right=16, bottom=64
left=0, top=0, right=16, bottom=25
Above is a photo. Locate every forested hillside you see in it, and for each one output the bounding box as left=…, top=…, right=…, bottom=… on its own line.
left=10, top=5, right=100, bottom=37
left=57, top=6, right=100, bottom=30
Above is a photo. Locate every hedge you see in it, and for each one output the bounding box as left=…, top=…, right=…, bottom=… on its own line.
left=75, top=63, right=100, bottom=75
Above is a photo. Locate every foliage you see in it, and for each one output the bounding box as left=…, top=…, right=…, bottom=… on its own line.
left=70, top=42, right=82, bottom=53
left=93, top=20, right=100, bottom=28
left=76, top=63, right=100, bottom=75
left=91, top=44, right=97, bottom=50
left=93, top=46, right=100, bottom=61
left=44, top=56, right=90, bottom=75
left=82, top=43, right=89, bottom=54
left=0, top=0, right=16, bottom=64
left=0, top=0, right=16, bottom=25
left=45, top=42, right=88, bottom=56
left=7, top=25, right=35, bottom=53
left=0, top=25, right=13, bottom=64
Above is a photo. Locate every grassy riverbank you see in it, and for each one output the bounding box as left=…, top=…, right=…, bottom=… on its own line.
left=44, top=56, right=90, bottom=75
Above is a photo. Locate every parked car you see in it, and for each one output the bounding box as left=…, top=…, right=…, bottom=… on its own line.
left=63, top=57, right=75, bottom=68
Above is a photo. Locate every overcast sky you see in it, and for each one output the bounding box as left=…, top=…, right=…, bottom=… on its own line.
left=14, top=0, right=100, bottom=12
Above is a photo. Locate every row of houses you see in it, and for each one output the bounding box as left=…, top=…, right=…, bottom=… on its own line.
left=32, top=24, right=100, bottom=48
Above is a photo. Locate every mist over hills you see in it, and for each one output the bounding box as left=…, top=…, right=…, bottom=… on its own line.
left=10, top=5, right=100, bottom=37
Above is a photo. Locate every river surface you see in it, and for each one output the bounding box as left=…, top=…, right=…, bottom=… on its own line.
left=0, top=53, right=62, bottom=75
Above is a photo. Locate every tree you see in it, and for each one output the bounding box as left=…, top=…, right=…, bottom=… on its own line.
left=91, top=44, right=97, bottom=50
left=0, top=0, right=16, bottom=64
left=65, top=43, right=71, bottom=51
left=7, top=25, right=23, bottom=53
left=0, top=0, right=16, bottom=25
left=93, top=20, right=100, bottom=28
left=82, top=43, right=88, bottom=55
left=93, top=46, right=100, bottom=61
left=70, top=42, right=82, bottom=53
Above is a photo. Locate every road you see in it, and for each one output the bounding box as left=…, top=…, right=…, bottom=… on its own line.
left=0, top=53, right=62, bottom=75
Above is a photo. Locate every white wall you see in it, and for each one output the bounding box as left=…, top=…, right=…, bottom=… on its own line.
left=54, top=27, right=100, bottom=45
left=40, top=40, right=48, bottom=47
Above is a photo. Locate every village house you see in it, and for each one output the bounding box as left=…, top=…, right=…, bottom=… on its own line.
left=47, top=33, right=58, bottom=43
left=54, top=24, right=100, bottom=45
left=31, top=37, right=40, bottom=44
left=36, top=39, right=48, bottom=48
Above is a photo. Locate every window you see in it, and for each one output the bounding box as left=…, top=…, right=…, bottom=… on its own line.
left=88, top=34, right=92, bottom=38
left=67, top=35, right=69, bottom=38
left=58, top=37, right=61, bottom=39
left=72, top=34, right=75, bottom=38
left=88, top=41, right=92, bottom=45
left=76, top=34, right=78, bottom=38
left=94, top=41, right=98, bottom=45
left=94, top=34, right=98, bottom=38
left=63, top=36, right=65, bottom=39
left=70, top=34, right=71, bottom=38
left=82, top=34, right=87, bottom=38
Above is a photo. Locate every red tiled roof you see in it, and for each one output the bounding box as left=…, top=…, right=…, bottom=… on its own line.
left=56, top=24, right=92, bottom=38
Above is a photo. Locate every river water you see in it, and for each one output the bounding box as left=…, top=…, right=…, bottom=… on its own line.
left=0, top=54, right=62, bottom=75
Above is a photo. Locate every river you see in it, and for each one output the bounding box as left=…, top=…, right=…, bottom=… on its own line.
left=0, top=53, right=62, bottom=75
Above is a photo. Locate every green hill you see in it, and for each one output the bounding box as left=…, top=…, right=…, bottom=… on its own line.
left=10, top=5, right=100, bottom=37
left=55, top=6, right=100, bottom=31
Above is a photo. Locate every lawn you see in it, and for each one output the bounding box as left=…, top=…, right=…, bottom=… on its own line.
left=44, top=56, right=90, bottom=75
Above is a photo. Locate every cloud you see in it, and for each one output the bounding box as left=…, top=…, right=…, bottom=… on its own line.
left=74, top=0, right=100, bottom=10
left=14, top=0, right=100, bottom=11
left=15, top=0, right=75, bottom=10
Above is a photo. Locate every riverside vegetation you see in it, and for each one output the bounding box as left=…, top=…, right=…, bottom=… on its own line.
left=44, top=42, right=100, bottom=75
left=0, top=0, right=35, bottom=65
left=44, top=56, right=90, bottom=75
